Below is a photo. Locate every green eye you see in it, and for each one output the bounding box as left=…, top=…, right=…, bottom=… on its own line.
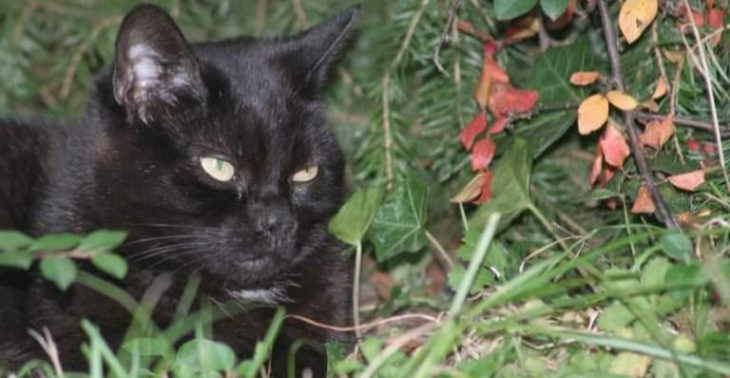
left=200, top=157, right=235, bottom=182
left=292, top=165, right=319, bottom=183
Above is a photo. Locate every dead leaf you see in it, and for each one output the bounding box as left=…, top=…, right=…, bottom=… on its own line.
left=707, top=8, right=724, bottom=46
left=600, top=123, right=631, bottom=168
left=668, top=170, right=706, bottom=191
left=663, top=49, right=686, bottom=63
left=460, top=112, right=488, bottom=150
left=652, top=77, right=668, bottom=100
left=475, top=170, right=494, bottom=204
left=619, top=0, right=659, bottom=44
left=606, top=90, right=638, bottom=111
left=472, top=138, right=497, bottom=171
left=578, top=94, right=609, bottom=135
left=631, top=185, right=655, bottom=214
left=589, top=144, right=603, bottom=185
left=474, top=42, right=509, bottom=107
left=639, top=115, right=675, bottom=149
left=451, top=172, right=487, bottom=203
left=570, top=71, right=602, bottom=86
left=600, top=166, right=617, bottom=187
left=488, top=83, right=539, bottom=118
left=456, top=20, right=493, bottom=42
left=640, top=100, right=659, bottom=112
left=504, top=16, right=540, bottom=45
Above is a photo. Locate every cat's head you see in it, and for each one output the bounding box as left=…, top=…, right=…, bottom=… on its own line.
left=87, top=4, right=358, bottom=294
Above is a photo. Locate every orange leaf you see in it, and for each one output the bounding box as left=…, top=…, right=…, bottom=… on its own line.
left=639, top=115, right=675, bottom=148
left=504, top=16, right=540, bottom=45
left=606, top=90, right=638, bottom=111
left=456, top=20, right=493, bottom=42
left=475, top=171, right=494, bottom=204
left=460, top=112, right=488, bottom=150
left=663, top=49, right=686, bottom=63
left=488, top=83, right=539, bottom=118
left=619, top=0, right=658, bottom=44
left=668, top=170, right=706, bottom=191
left=600, top=124, right=631, bottom=168
left=474, top=42, right=509, bottom=107
left=631, top=185, right=655, bottom=214
left=488, top=117, right=509, bottom=135
left=707, top=9, right=724, bottom=45
left=471, top=138, right=496, bottom=171
left=570, top=71, right=601, bottom=86
left=652, top=77, right=668, bottom=100
left=589, top=144, right=603, bottom=185
left=600, top=166, right=617, bottom=187
left=451, top=172, right=487, bottom=203
left=578, top=94, right=609, bottom=135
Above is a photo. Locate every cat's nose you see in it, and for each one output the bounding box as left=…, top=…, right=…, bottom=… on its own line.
left=255, top=200, right=294, bottom=237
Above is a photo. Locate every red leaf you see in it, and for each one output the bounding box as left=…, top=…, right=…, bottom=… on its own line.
left=668, top=170, right=706, bottom=191
left=589, top=144, right=603, bottom=185
left=488, top=83, right=539, bottom=118
left=474, top=42, right=509, bottom=107
left=707, top=8, right=724, bottom=45
left=600, top=124, right=631, bottom=168
left=704, top=144, right=718, bottom=155
left=687, top=138, right=700, bottom=151
left=460, top=112, right=488, bottom=150
left=600, top=166, right=617, bottom=187
left=488, top=117, right=509, bottom=135
left=471, top=138, right=496, bottom=171
left=631, top=185, right=655, bottom=214
left=475, top=170, right=494, bottom=204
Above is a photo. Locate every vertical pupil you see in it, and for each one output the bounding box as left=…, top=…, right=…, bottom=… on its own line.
left=215, top=159, right=223, bottom=171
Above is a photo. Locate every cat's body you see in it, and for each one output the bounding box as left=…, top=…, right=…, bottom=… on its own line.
left=0, top=5, right=358, bottom=376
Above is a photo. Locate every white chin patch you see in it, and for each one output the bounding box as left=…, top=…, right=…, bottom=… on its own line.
left=228, top=287, right=290, bottom=306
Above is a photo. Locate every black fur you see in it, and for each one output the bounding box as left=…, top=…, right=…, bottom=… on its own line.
left=0, top=4, right=359, bottom=377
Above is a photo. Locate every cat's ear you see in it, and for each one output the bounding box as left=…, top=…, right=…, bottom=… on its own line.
left=289, top=5, right=361, bottom=92
left=112, top=5, right=206, bottom=123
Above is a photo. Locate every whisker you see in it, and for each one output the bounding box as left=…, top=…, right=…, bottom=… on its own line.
left=123, top=235, right=201, bottom=247
left=129, top=242, right=208, bottom=263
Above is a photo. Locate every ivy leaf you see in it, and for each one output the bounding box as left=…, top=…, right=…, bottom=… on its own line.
left=30, top=234, right=81, bottom=252
left=328, top=186, right=383, bottom=247
left=366, top=178, right=428, bottom=262
left=91, top=253, right=128, bottom=279
left=519, top=37, right=594, bottom=156
left=660, top=233, right=692, bottom=260
left=40, top=257, right=77, bottom=291
left=495, top=0, right=539, bottom=20
left=0, top=231, right=34, bottom=251
left=176, top=339, right=236, bottom=372
left=540, top=0, right=571, bottom=20
left=470, top=138, right=532, bottom=232
left=77, top=230, right=128, bottom=253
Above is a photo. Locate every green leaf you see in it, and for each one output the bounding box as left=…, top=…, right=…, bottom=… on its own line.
left=0, top=251, right=34, bottom=269
left=176, top=339, right=236, bottom=372
left=366, top=178, right=428, bottom=262
left=40, top=257, right=77, bottom=291
left=660, top=233, right=692, bottom=260
left=122, top=338, right=172, bottom=358
left=519, top=37, right=594, bottom=156
left=91, top=253, right=128, bottom=279
left=642, top=257, right=671, bottom=288
left=77, top=230, right=127, bottom=252
left=447, top=263, right=494, bottom=295
left=597, top=303, right=635, bottom=332
left=494, top=0, right=539, bottom=20
left=30, top=234, right=81, bottom=252
left=328, top=186, right=383, bottom=246
left=470, top=138, right=532, bottom=232
left=0, top=231, right=34, bottom=251
left=540, top=0, right=570, bottom=20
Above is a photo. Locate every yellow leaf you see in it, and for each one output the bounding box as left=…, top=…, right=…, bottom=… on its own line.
left=652, top=76, right=668, bottom=100
left=578, top=94, right=609, bottom=135
left=619, top=0, right=659, bottom=44
left=631, top=185, right=655, bottom=214
left=570, top=71, right=601, bottom=86
left=606, top=90, right=638, bottom=111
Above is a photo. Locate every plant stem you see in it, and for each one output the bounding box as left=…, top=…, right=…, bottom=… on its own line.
left=353, top=241, right=363, bottom=340
left=425, top=230, right=454, bottom=271
left=596, top=0, right=678, bottom=229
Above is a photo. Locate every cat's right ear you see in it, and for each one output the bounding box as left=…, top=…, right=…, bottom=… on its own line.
left=112, top=5, right=206, bottom=124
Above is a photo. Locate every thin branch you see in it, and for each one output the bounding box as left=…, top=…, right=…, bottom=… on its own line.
left=635, top=112, right=730, bottom=137
left=425, top=230, right=455, bottom=271
left=682, top=0, right=730, bottom=193
left=596, top=0, right=678, bottom=229
left=285, top=312, right=441, bottom=333
left=382, top=0, right=432, bottom=186
left=432, top=0, right=462, bottom=77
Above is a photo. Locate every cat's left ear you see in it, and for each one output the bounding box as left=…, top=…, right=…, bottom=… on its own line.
left=289, top=5, right=361, bottom=93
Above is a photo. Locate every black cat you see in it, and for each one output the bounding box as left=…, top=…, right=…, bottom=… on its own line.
left=0, top=4, right=359, bottom=377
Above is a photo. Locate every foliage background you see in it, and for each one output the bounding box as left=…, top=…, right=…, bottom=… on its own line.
left=0, top=0, right=729, bottom=377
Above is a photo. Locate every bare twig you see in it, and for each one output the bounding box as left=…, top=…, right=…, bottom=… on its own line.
left=29, top=327, right=64, bottom=378
left=432, top=0, right=462, bottom=76
left=635, top=112, right=730, bottom=137
left=382, top=0, right=432, bottom=186
left=425, top=230, right=455, bottom=271
left=596, top=0, right=678, bottom=229
left=286, top=312, right=442, bottom=333
left=681, top=0, right=730, bottom=193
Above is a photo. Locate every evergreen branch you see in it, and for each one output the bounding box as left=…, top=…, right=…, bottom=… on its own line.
left=381, top=0, right=432, bottom=187
left=597, top=0, right=678, bottom=230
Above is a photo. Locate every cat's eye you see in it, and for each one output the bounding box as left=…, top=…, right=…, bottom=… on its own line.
left=200, top=157, right=235, bottom=182
left=292, top=165, right=319, bottom=183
